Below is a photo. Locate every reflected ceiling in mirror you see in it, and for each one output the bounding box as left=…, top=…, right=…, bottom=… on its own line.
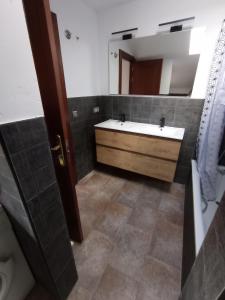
left=109, top=30, right=203, bottom=97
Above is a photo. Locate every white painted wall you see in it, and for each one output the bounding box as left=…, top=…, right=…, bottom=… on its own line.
left=98, top=0, right=225, bottom=98
left=170, top=56, right=200, bottom=95
left=1, top=0, right=224, bottom=124
left=0, top=0, right=43, bottom=124
left=50, top=0, right=101, bottom=97
left=109, top=40, right=134, bottom=94
left=0, top=0, right=101, bottom=124
left=159, top=59, right=173, bottom=95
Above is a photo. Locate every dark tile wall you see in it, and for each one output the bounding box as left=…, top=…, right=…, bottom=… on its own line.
left=181, top=193, right=225, bottom=299
left=0, top=142, right=55, bottom=296
left=68, top=96, right=112, bottom=180
left=68, top=95, right=204, bottom=183
left=110, top=96, right=204, bottom=184
left=0, top=117, right=77, bottom=300
left=0, top=142, right=35, bottom=240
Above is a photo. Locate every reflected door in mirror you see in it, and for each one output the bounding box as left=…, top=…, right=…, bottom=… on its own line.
left=130, top=59, right=163, bottom=95
left=110, top=30, right=202, bottom=96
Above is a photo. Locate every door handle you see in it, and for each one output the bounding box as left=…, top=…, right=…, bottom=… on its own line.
left=51, top=134, right=66, bottom=167
left=51, top=144, right=60, bottom=151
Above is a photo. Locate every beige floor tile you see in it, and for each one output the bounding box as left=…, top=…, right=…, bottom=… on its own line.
left=94, top=201, right=132, bottom=240
left=76, top=185, right=90, bottom=202
left=128, top=206, right=158, bottom=232
left=115, top=223, right=152, bottom=257
left=138, top=256, right=181, bottom=300
left=102, top=175, right=127, bottom=199
left=92, top=266, right=139, bottom=300
left=75, top=170, right=184, bottom=299
left=137, top=185, right=162, bottom=210
left=149, top=218, right=183, bottom=270
left=108, top=223, right=152, bottom=279
left=67, top=286, right=92, bottom=300
left=79, top=191, right=111, bottom=214
left=74, top=230, right=114, bottom=293
left=78, top=190, right=113, bottom=239
left=115, top=191, right=138, bottom=208
left=167, top=182, right=185, bottom=199
left=159, top=193, right=184, bottom=226
left=108, top=247, right=144, bottom=279
left=79, top=209, right=100, bottom=239
left=114, top=180, right=142, bottom=208
left=123, top=180, right=143, bottom=195
left=136, top=283, right=180, bottom=300
left=78, top=171, right=111, bottom=194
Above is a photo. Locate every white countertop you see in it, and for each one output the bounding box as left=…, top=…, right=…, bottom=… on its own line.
left=95, top=119, right=185, bottom=141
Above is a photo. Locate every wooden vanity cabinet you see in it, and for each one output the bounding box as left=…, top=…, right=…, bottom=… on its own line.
left=95, top=128, right=182, bottom=182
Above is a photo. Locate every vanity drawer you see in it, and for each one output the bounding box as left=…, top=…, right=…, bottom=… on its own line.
left=96, top=145, right=177, bottom=182
left=95, top=129, right=181, bottom=161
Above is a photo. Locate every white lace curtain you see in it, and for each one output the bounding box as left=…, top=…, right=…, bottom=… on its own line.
left=197, top=20, right=225, bottom=203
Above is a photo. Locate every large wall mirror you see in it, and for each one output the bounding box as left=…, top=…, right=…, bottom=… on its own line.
left=109, top=29, right=202, bottom=97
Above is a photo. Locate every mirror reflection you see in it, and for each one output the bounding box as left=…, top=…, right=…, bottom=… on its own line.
left=109, top=30, right=200, bottom=96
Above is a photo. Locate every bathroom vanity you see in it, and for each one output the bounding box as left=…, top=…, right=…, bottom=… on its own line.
left=95, top=120, right=185, bottom=182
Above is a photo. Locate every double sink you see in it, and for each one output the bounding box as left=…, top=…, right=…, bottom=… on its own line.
left=94, top=119, right=185, bottom=182
left=95, top=119, right=185, bottom=141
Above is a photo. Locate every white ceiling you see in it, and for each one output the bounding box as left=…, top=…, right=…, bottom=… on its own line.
left=127, top=31, right=192, bottom=60
left=84, top=0, right=133, bottom=11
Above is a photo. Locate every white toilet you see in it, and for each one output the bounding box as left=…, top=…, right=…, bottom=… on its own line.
left=0, top=206, right=34, bottom=300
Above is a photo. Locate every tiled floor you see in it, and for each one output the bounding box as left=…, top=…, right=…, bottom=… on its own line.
left=68, top=168, right=185, bottom=300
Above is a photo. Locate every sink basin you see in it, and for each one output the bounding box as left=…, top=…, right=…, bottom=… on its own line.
left=94, top=119, right=185, bottom=140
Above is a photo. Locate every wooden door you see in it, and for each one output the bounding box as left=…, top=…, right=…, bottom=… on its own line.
left=130, top=59, right=163, bottom=95
left=23, top=0, right=83, bottom=243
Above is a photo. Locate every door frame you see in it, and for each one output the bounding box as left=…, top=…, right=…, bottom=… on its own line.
left=22, top=0, right=83, bottom=242
left=118, top=49, right=135, bottom=94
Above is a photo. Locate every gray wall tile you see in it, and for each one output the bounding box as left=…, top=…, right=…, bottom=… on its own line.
left=150, top=105, right=175, bottom=124
left=44, top=228, right=74, bottom=280
left=0, top=118, right=77, bottom=300
left=100, top=96, right=113, bottom=118
left=68, top=96, right=204, bottom=184
left=32, top=201, right=66, bottom=250
left=68, top=96, right=109, bottom=180
left=56, top=258, right=78, bottom=300
left=27, top=183, right=61, bottom=218
left=112, top=96, right=131, bottom=120
left=131, top=97, right=152, bottom=123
